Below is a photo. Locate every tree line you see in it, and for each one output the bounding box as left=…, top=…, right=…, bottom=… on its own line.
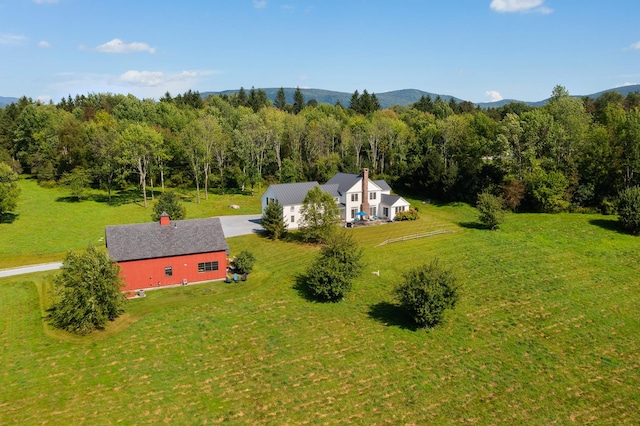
left=1, top=85, right=640, bottom=213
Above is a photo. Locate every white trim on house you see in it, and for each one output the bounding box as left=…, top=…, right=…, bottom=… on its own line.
left=260, top=171, right=411, bottom=228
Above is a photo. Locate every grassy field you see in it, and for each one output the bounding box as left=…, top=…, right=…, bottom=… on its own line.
left=0, top=178, right=262, bottom=268
left=1, top=180, right=639, bottom=424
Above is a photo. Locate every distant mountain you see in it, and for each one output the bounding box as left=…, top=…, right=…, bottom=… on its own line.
left=201, top=88, right=463, bottom=110
left=2, top=85, right=639, bottom=110
left=204, top=85, right=640, bottom=110
left=477, top=84, right=640, bottom=109
left=0, top=96, right=19, bottom=108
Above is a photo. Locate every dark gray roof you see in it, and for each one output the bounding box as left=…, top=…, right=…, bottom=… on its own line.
left=320, top=183, right=340, bottom=198
left=381, top=194, right=409, bottom=206
left=325, top=173, right=360, bottom=195
left=374, top=179, right=391, bottom=192
left=106, top=217, right=229, bottom=262
left=268, top=181, right=319, bottom=205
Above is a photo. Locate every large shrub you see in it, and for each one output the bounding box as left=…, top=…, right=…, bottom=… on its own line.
left=305, top=232, right=363, bottom=302
left=233, top=251, right=256, bottom=274
left=617, top=186, right=640, bottom=234
left=394, top=259, right=459, bottom=328
left=476, top=191, right=505, bottom=230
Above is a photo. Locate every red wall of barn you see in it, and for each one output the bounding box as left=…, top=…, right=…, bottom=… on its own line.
left=118, top=251, right=228, bottom=292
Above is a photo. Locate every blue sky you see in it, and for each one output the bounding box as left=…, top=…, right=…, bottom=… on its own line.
left=1, top=0, right=639, bottom=103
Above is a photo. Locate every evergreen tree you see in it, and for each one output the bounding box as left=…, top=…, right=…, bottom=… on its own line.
left=293, top=87, right=305, bottom=114
left=261, top=199, right=287, bottom=240
left=275, top=87, right=287, bottom=110
left=152, top=191, right=186, bottom=222
left=349, top=90, right=360, bottom=112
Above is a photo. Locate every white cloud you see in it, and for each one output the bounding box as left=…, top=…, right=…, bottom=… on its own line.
left=485, top=90, right=504, bottom=102
left=490, top=0, right=552, bottom=14
left=622, top=82, right=638, bottom=86
left=629, top=41, right=640, bottom=50
left=37, top=95, right=52, bottom=103
left=253, top=0, right=267, bottom=9
left=92, top=38, right=156, bottom=54
left=38, top=40, right=51, bottom=48
left=0, top=34, right=27, bottom=46
left=34, top=0, right=59, bottom=3
left=49, top=69, right=218, bottom=100
left=116, top=70, right=165, bottom=87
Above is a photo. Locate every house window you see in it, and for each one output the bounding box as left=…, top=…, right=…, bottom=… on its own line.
left=198, top=261, right=219, bottom=273
left=369, top=192, right=376, bottom=200
left=395, top=206, right=406, bottom=214
left=351, top=209, right=356, bottom=219
left=290, top=205, right=295, bottom=212
left=351, top=193, right=358, bottom=202
left=164, top=266, right=173, bottom=277
left=370, top=206, right=377, bottom=217
left=291, top=215, right=295, bottom=223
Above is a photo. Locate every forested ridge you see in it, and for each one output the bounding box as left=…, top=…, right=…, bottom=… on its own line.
left=1, top=85, right=640, bottom=212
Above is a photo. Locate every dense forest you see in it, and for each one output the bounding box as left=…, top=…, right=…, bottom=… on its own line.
left=1, top=85, right=640, bottom=213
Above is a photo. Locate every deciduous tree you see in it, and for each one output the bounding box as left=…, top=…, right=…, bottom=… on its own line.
left=299, top=186, right=340, bottom=243
left=0, top=162, right=20, bottom=221
left=47, top=245, right=124, bottom=335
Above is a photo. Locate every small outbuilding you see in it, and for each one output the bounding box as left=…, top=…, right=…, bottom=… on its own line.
left=105, top=214, right=230, bottom=293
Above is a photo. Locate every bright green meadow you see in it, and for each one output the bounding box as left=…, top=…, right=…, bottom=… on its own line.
left=1, top=179, right=638, bottom=424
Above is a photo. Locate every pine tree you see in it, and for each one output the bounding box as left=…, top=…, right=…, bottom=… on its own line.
left=293, top=87, right=305, bottom=114
left=275, top=87, right=287, bottom=110
left=261, top=199, right=287, bottom=240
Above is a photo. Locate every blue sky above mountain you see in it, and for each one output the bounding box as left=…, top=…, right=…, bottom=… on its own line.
left=0, top=0, right=638, bottom=104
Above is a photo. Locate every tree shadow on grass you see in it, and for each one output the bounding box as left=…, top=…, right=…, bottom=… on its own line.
left=0, top=212, right=19, bottom=224
left=589, top=218, right=629, bottom=235
left=368, top=301, right=420, bottom=331
left=457, top=221, right=487, bottom=230
left=292, top=273, right=316, bottom=302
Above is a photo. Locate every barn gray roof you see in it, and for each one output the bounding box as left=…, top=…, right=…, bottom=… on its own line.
left=106, top=217, right=229, bottom=262
left=268, top=181, right=319, bottom=206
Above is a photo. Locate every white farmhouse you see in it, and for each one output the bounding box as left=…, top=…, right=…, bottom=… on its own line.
left=260, top=169, right=411, bottom=229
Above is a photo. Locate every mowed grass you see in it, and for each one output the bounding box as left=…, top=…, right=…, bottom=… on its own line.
left=1, top=181, right=639, bottom=424
left=0, top=178, right=262, bottom=268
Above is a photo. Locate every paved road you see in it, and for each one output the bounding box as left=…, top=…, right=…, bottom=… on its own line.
left=0, top=214, right=264, bottom=278
left=0, top=262, right=63, bottom=278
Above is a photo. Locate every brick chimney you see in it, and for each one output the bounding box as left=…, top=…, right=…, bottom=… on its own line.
left=361, top=168, right=370, bottom=217
left=160, top=212, right=170, bottom=226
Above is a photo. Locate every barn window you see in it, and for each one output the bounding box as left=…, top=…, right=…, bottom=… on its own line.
left=198, top=261, right=219, bottom=273
left=165, top=266, right=173, bottom=277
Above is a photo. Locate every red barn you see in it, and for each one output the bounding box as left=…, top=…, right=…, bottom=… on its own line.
left=105, top=214, right=230, bottom=293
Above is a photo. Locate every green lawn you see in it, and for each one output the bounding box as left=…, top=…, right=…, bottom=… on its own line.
left=1, top=180, right=639, bottom=424
left=0, top=178, right=262, bottom=268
